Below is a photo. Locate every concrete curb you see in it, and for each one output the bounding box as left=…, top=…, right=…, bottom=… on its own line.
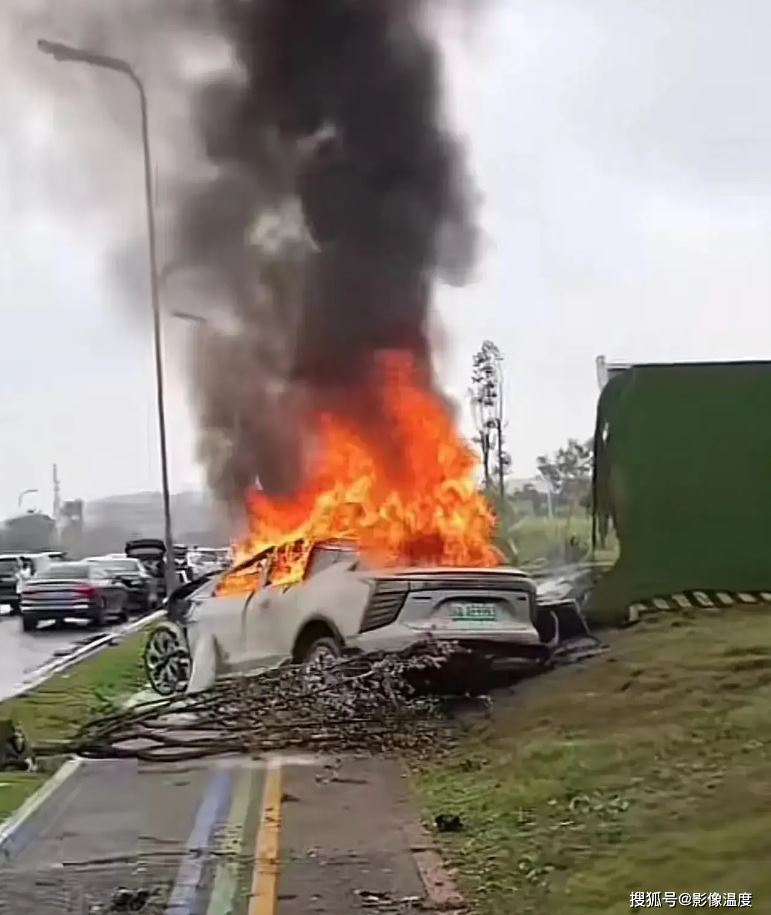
left=0, top=675, right=158, bottom=856
left=400, top=760, right=467, bottom=912
left=0, top=757, right=83, bottom=858
left=8, top=609, right=164, bottom=701
left=403, top=816, right=467, bottom=912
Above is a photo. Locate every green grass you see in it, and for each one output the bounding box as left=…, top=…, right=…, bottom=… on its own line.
left=0, top=632, right=147, bottom=745
left=498, top=514, right=619, bottom=566
left=0, top=772, right=47, bottom=822
left=412, top=608, right=771, bottom=914
left=0, top=632, right=147, bottom=822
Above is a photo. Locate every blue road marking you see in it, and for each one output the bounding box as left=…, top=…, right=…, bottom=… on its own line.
left=165, top=768, right=234, bottom=915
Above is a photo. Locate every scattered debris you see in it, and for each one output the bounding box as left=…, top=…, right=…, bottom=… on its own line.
left=551, top=637, right=607, bottom=667
left=0, top=720, right=36, bottom=772
left=355, top=889, right=428, bottom=911
left=434, top=814, right=464, bottom=834
left=357, top=890, right=392, bottom=905
left=109, top=887, right=152, bottom=912
left=42, top=642, right=460, bottom=763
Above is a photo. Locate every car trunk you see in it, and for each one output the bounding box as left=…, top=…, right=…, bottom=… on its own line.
left=126, top=540, right=167, bottom=595
left=364, top=567, right=537, bottom=638
left=22, top=578, right=96, bottom=614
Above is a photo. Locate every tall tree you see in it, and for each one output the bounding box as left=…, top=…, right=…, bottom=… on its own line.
left=470, top=341, right=510, bottom=498
left=536, top=438, right=593, bottom=511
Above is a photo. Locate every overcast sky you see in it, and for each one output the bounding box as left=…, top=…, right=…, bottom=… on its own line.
left=4, top=0, right=771, bottom=518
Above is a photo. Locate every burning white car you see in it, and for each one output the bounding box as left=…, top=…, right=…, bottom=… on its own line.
left=144, top=540, right=547, bottom=696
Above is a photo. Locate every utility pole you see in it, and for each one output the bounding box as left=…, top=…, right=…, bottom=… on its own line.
left=52, top=464, right=61, bottom=523
left=38, top=38, right=177, bottom=594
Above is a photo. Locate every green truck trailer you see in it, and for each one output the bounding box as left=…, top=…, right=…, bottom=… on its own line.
left=591, top=360, right=771, bottom=621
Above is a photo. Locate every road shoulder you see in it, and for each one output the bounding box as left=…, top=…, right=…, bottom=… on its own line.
left=278, top=755, right=464, bottom=914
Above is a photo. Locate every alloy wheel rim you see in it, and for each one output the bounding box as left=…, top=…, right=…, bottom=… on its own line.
left=145, top=626, right=191, bottom=695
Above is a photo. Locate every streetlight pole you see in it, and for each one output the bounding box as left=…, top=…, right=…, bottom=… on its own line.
left=37, top=39, right=176, bottom=594
left=18, top=489, right=39, bottom=511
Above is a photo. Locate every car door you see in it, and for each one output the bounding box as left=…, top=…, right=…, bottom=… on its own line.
left=241, top=550, right=302, bottom=670
left=188, top=554, right=271, bottom=675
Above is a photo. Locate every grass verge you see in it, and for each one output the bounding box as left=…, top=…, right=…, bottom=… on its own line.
left=501, top=514, right=619, bottom=566
left=411, top=607, right=771, bottom=914
left=0, top=773, right=47, bottom=823
left=0, top=632, right=147, bottom=823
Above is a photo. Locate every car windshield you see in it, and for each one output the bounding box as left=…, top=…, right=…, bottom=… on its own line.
left=307, top=545, right=359, bottom=577
left=34, top=563, right=89, bottom=580
left=0, top=558, right=20, bottom=572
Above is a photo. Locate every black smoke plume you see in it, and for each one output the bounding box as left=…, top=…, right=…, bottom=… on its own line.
left=177, top=0, right=477, bottom=504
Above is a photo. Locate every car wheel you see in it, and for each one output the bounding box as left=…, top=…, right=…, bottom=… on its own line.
left=9, top=602, right=21, bottom=617
left=21, top=615, right=38, bottom=633
left=144, top=623, right=191, bottom=696
left=302, top=635, right=342, bottom=667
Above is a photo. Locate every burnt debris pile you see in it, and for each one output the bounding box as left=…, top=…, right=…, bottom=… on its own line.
left=44, top=642, right=461, bottom=763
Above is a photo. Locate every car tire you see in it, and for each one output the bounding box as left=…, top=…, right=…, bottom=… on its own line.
left=9, top=601, right=21, bottom=617
left=301, top=635, right=342, bottom=666
left=21, top=615, right=38, bottom=633
left=144, top=623, right=191, bottom=696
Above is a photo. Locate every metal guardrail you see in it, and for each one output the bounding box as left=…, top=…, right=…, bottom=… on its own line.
left=4, top=610, right=164, bottom=703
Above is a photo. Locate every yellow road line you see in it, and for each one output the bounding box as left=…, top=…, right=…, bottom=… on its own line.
left=248, top=761, right=283, bottom=915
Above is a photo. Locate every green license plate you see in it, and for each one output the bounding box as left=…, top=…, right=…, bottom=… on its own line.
left=450, top=601, right=499, bottom=622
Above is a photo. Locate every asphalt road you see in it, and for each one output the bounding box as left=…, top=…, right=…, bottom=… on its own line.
left=0, top=754, right=443, bottom=914
left=0, top=605, right=127, bottom=702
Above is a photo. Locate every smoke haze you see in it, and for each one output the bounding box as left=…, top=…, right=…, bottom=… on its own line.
left=8, top=0, right=478, bottom=506
left=180, top=0, right=478, bottom=504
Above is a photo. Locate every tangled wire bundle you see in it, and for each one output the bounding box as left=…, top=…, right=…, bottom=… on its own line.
left=42, top=641, right=461, bottom=763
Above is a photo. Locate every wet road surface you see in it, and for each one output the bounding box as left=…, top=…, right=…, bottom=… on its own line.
left=0, top=754, right=439, bottom=914
left=0, top=606, right=126, bottom=702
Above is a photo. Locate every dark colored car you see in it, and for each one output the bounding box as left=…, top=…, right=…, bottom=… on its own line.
left=0, top=555, right=27, bottom=615
left=20, top=562, right=128, bottom=632
left=125, top=539, right=167, bottom=599
left=86, top=557, right=158, bottom=614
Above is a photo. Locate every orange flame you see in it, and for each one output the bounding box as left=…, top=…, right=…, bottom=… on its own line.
left=220, top=351, right=501, bottom=594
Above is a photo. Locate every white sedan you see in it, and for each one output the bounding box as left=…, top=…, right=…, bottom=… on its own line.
left=143, top=541, right=547, bottom=695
